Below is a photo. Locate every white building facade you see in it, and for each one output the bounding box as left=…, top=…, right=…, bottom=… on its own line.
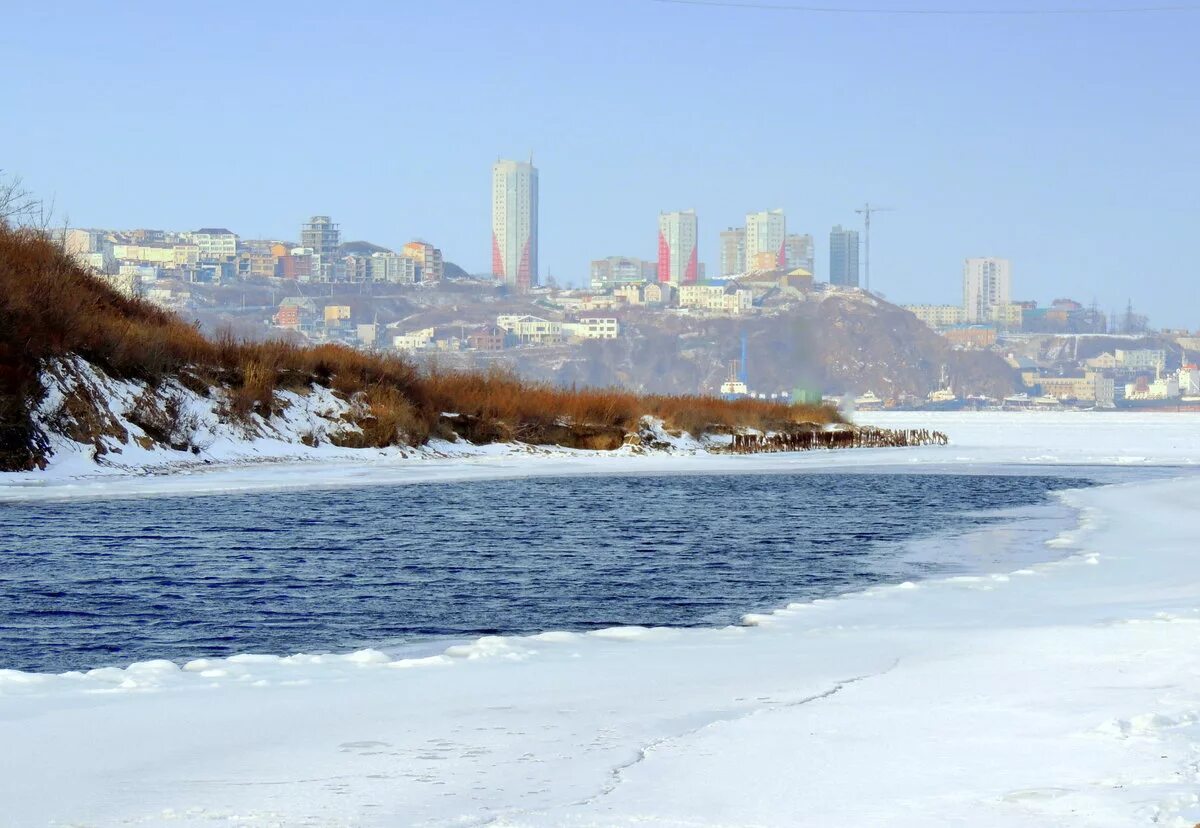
left=745, top=209, right=786, bottom=271
left=962, top=257, right=1012, bottom=323
left=491, top=159, right=539, bottom=292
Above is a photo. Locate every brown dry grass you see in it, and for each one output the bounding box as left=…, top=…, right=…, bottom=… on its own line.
left=0, top=226, right=838, bottom=468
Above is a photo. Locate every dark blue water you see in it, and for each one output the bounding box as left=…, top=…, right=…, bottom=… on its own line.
left=0, top=472, right=1095, bottom=673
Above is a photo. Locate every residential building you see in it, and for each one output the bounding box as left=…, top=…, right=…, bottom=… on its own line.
left=590, top=256, right=656, bottom=290
left=643, top=282, right=676, bottom=306
left=495, top=314, right=562, bottom=343
left=342, top=254, right=370, bottom=283
left=190, top=228, right=238, bottom=262
left=657, top=209, right=699, bottom=285
left=324, top=305, right=352, bottom=325
left=280, top=248, right=315, bottom=281
left=101, top=272, right=142, bottom=298
left=1039, top=372, right=1115, bottom=407
left=745, top=209, right=786, bottom=271
left=962, top=257, right=1012, bottom=323
left=719, top=227, right=746, bottom=277
left=678, top=284, right=753, bottom=315
left=237, top=249, right=278, bottom=279
left=368, top=252, right=418, bottom=284
left=1115, top=349, right=1167, bottom=372
left=904, top=304, right=966, bottom=329
left=274, top=297, right=316, bottom=330
left=357, top=323, right=379, bottom=347
left=402, top=240, right=444, bottom=282
left=784, top=233, right=814, bottom=275
left=301, top=216, right=341, bottom=281
left=829, top=225, right=860, bottom=287
left=990, top=302, right=1025, bottom=331
left=492, top=159, right=539, bottom=291
left=59, top=228, right=116, bottom=272
left=942, top=324, right=998, bottom=349
left=467, top=326, right=510, bottom=352
left=563, top=317, right=620, bottom=340
left=110, top=242, right=199, bottom=269
left=1085, top=352, right=1120, bottom=370
left=614, top=283, right=644, bottom=305
left=394, top=327, right=436, bottom=351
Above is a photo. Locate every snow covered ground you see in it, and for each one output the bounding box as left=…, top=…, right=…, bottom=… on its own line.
left=2, top=412, right=1200, bottom=826
left=3, top=409, right=1199, bottom=502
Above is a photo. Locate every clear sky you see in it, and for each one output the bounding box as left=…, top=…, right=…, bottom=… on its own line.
left=2, top=0, right=1197, bottom=326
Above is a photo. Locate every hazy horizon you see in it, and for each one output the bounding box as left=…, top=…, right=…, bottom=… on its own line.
left=3, top=0, right=1197, bottom=326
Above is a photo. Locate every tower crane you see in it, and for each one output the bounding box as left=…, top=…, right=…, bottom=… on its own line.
left=854, top=203, right=894, bottom=294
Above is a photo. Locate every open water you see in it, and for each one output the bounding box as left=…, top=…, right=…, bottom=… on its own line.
left=0, top=471, right=1101, bottom=673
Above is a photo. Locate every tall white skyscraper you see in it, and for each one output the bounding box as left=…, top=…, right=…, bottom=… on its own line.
left=657, top=210, right=698, bottom=285
left=744, top=209, right=786, bottom=271
left=962, top=257, right=1012, bottom=322
left=491, top=159, right=539, bottom=292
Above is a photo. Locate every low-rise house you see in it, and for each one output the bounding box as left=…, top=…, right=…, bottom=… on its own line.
left=643, top=282, right=677, bottom=306
left=1085, top=352, right=1119, bottom=370
left=614, top=283, right=644, bottom=305
left=563, top=317, right=620, bottom=340
left=1038, top=372, right=1115, bottom=407
left=324, top=305, right=352, bottom=326
left=275, top=296, right=317, bottom=330
left=678, top=284, right=753, bottom=315
left=467, top=325, right=510, bottom=351
left=904, top=304, right=965, bottom=329
left=496, top=314, right=563, bottom=344
left=942, top=324, right=998, bottom=349
left=393, top=327, right=436, bottom=351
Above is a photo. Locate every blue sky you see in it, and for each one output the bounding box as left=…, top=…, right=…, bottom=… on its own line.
left=2, top=0, right=1197, bottom=326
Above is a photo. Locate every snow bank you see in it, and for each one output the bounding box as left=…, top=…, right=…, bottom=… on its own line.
left=6, top=408, right=1199, bottom=503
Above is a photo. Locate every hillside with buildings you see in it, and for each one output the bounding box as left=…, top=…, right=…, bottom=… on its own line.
left=39, top=156, right=1196, bottom=413
left=0, top=226, right=845, bottom=472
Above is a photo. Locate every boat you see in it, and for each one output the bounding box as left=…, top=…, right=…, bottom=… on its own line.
left=853, top=391, right=884, bottom=411
left=922, top=366, right=965, bottom=410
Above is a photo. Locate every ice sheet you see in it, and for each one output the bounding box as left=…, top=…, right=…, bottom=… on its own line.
left=2, top=413, right=1200, bottom=826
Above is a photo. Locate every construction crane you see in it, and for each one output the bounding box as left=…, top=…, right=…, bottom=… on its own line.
left=854, top=203, right=894, bottom=294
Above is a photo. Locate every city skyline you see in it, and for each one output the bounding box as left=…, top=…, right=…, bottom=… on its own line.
left=4, top=1, right=1196, bottom=325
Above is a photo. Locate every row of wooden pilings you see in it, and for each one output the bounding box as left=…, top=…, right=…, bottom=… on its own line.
left=726, top=427, right=949, bottom=454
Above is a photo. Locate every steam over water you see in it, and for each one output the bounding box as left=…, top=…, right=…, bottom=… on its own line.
left=1, top=471, right=1097, bottom=673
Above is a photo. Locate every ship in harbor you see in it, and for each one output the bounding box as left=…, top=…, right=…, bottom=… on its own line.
left=920, top=367, right=966, bottom=411
left=1115, top=360, right=1200, bottom=411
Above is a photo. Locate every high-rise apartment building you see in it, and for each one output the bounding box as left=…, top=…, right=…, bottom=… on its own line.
left=745, top=209, right=786, bottom=271
left=301, top=216, right=341, bottom=281
left=491, top=159, right=539, bottom=292
left=962, top=257, right=1012, bottom=322
left=657, top=210, right=698, bottom=285
left=784, top=233, right=814, bottom=274
left=829, top=225, right=860, bottom=287
left=719, top=228, right=746, bottom=277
